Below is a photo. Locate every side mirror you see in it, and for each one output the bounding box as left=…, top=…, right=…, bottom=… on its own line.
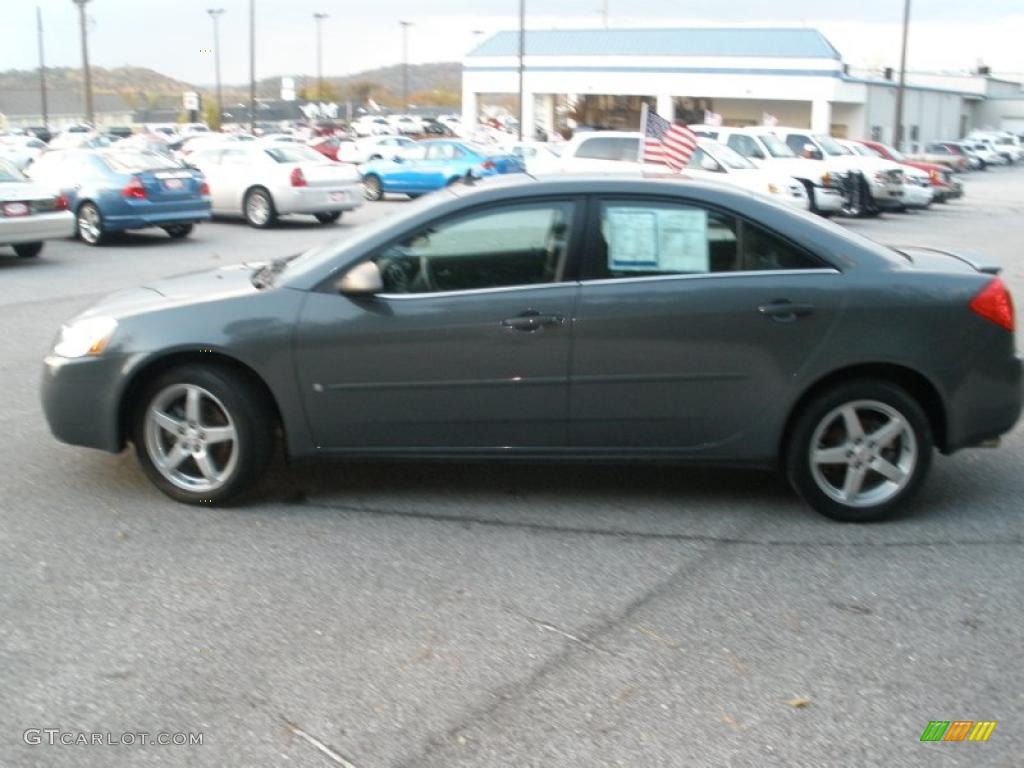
left=700, top=155, right=722, bottom=172
left=802, top=144, right=823, bottom=160
left=336, top=261, right=383, bottom=296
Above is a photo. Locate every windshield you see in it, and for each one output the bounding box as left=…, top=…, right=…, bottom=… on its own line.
left=878, top=143, right=904, bottom=161
left=101, top=150, right=183, bottom=172
left=264, top=146, right=328, bottom=163
left=706, top=143, right=756, bottom=170
left=758, top=133, right=796, bottom=158
left=817, top=135, right=852, bottom=156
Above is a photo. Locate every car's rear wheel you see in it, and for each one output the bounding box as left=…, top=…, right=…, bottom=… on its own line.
left=314, top=211, right=342, bottom=224
left=162, top=223, right=194, bottom=238
left=363, top=175, right=383, bottom=201
left=77, top=202, right=105, bottom=245
left=132, top=365, right=274, bottom=505
left=786, top=379, right=933, bottom=522
left=243, top=187, right=276, bottom=228
left=14, top=241, right=44, bottom=258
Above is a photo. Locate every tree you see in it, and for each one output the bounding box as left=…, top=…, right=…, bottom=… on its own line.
left=203, top=99, right=221, bottom=131
left=346, top=80, right=378, bottom=108
left=298, top=82, right=340, bottom=102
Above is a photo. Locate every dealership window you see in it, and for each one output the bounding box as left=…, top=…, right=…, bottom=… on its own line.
left=574, top=136, right=641, bottom=162
left=870, top=126, right=883, bottom=141
left=373, top=202, right=575, bottom=294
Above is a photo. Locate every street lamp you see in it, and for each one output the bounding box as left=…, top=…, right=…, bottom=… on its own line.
left=314, top=13, right=328, bottom=101
left=248, top=0, right=255, bottom=133
left=893, top=0, right=911, bottom=150
left=399, top=20, right=412, bottom=109
left=71, top=0, right=93, bottom=126
left=207, top=8, right=225, bottom=129
left=518, top=0, right=525, bottom=141
left=37, top=7, right=49, bottom=130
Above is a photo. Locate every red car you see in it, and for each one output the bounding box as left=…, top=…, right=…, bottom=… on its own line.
left=308, top=135, right=353, bottom=162
left=858, top=139, right=958, bottom=201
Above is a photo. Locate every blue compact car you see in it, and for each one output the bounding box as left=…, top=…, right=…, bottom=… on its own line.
left=26, top=148, right=211, bottom=245
left=359, top=140, right=525, bottom=200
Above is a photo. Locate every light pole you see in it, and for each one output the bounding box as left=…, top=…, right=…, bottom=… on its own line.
left=399, top=20, right=412, bottom=109
left=248, top=0, right=255, bottom=133
left=517, top=0, right=525, bottom=140
left=601, top=0, right=609, bottom=28
left=893, top=0, right=911, bottom=150
left=37, top=6, right=49, bottom=129
left=71, top=0, right=93, bottom=126
left=207, top=8, right=224, bottom=129
left=314, top=12, right=328, bottom=100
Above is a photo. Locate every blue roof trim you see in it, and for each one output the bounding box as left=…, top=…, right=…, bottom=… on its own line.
left=466, top=65, right=842, bottom=78
left=468, top=28, right=842, bottom=60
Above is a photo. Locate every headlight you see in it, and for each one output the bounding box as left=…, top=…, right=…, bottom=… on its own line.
left=53, top=316, right=117, bottom=358
left=821, top=172, right=831, bottom=187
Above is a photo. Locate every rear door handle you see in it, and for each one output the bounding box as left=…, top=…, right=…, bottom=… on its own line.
left=502, top=310, right=565, bottom=332
left=758, top=301, right=815, bottom=321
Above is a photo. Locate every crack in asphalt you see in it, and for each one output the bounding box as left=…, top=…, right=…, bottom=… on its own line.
left=280, top=496, right=1023, bottom=549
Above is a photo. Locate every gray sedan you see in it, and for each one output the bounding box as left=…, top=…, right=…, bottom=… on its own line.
left=40, top=177, right=1021, bottom=521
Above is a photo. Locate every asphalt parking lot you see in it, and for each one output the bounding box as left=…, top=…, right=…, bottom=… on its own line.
left=2, top=171, right=1023, bottom=767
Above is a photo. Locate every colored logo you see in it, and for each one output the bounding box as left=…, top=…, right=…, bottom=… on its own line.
left=921, top=720, right=997, bottom=742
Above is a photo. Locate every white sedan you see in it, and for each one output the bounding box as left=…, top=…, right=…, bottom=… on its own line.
left=336, top=136, right=416, bottom=164
left=0, top=159, right=74, bottom=258
left=189, top=144, right=363, bottom=228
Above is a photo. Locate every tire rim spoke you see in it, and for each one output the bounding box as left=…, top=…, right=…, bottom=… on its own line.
left=813, top=445, right=850, bottom=465
left=152, top=410, right=184, bottom=436
left=870, top=456, right=906, bottom=484
left=840, top=405, right=865, bottom=440
left=203, top=425, right=236, bottom=445
left=869, top=415, right=905, bottom=449
left=841, top=464, right=868, bottom=501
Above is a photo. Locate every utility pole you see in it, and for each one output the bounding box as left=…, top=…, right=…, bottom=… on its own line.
left=249, top=0, right=255, bottom=132
left=208, top=8, right=224, bottom=129
left=314, top=13, right=328, bottom=100
left=399, top=21, right=412, bottom=109
left=37, top=6, right=49, bottom=129
left=893, top=0, right=911, bottom=150
left=71, top=0, right=94, bottom=126
left=517, top=0, right=525, bottom=140
left=601, top=0, right=609, bottom=28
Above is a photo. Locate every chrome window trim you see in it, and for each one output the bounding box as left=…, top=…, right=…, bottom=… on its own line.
left=378, top=281, right=578, bottom=300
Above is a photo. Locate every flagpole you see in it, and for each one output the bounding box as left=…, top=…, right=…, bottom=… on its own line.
left=637, top=101, right=649, bottom=171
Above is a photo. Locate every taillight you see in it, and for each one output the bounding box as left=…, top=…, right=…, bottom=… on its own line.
left=55, top=194, right=69, bottom=211
left=121, top=176, right=146, bottom=199
left=970, top=278, right=1015, bottom=332
left=481, top=160, right=496, bottom=171
left=290, top=167, right=307, bottom=187
left=200, top=180, right=210, bottom=195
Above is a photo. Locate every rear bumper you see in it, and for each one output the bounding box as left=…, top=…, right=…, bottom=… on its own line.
left=103, top=204, right=211, bottom=232
left=41, top=353, right=125, bottom=453
left=945, top=354, right=1023, bottom=453
left=276, top=184, right=364, bottom=215
left=0, top=211, right=75, bottom=244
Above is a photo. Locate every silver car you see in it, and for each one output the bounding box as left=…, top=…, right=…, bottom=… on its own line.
left=0, top=159, right=74, bottom=258
left=189, top=144, right=363, bottom=228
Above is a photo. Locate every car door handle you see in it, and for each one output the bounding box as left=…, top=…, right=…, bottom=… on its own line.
left=502, top=310, right=565, bottom=332
left=758, top=301, right=815, bottom=321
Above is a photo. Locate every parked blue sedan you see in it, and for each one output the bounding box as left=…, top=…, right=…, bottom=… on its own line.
left=26, top=149, right=211, bottom=245
left=359, top=140, right=525, bottom=200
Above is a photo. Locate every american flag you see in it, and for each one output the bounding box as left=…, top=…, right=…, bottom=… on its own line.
left=642, top=109, right=699, bottom=172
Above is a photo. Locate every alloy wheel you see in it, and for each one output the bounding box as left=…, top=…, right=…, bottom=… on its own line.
left=246, top=191, right=271, bottom=226
left=78, top=204, right=102, bottom=244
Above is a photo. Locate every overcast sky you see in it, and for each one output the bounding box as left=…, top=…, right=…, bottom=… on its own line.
left=2, top=0, right=1022, bottom=87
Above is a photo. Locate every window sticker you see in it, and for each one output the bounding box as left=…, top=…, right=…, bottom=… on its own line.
left=605, top=206, right=709, bottom=273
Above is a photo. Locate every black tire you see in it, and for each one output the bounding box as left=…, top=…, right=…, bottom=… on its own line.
left=362, top=175, right=383, bottom=201
left=131, top=364, right=275, bottom=506
left=162, top=223, right=194, bottom=239
left=243, top=187, right=277, bottom=228
left=314, top=211, right=342, bottom=224
left=76, top=201, right=106, bottom=245
left=785, top=379, right=933, bottom=522
left=801, top=180, right=822, bottom=216
left=13, top=241, right=44, bottom=258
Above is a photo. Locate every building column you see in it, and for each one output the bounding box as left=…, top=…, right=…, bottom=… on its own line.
left=811, top=99, right=832, bottom=134
left=461, top=85, right=478, bottom=131
left=656, top=94, right=675, bottom=121
left=520, top=90, right=535, bottom=139
left=538, top=94, right=555, bottom=136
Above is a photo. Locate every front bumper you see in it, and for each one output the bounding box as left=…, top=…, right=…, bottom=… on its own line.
left=276, top=183, right=364, bottom=215
left=901, top=183, right=934, bottom=208
left=0, top=211, right=75, bottom=245
left=41, top=353, right=126, bottom=453
left=811, top=186, right=845, bottom=213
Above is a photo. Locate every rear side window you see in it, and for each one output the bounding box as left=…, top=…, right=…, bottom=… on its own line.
left=784, top=134, right=810, bottom=155
left=575, top=137, right=638, bottom=162
left=727, top=134, right=765, bottom=160
left=585, top=200, right=822, bottom=280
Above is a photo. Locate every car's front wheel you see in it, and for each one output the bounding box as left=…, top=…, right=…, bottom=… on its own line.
left=362, top=175, right=383, bottom=201
left=314, top=211, right=342, bottom=224
left=786, top=379, right=933, bottom=522
left=162, top=223, right=194, bottom=238
left=13, top=241, right=44, bottom=258
left=132, top=365, right=274, bottom=505
left=244, top=187, right=277, bottom=228
left=77, top=202, right=106, bottom=245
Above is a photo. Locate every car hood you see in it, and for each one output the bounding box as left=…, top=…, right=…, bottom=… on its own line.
left=142, top=262, right=266, bottom=300
left=0, top=180, right=60, bottom=201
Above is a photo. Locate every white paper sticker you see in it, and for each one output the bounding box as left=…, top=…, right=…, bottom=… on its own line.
left=605, top=206, right=709, bottom=273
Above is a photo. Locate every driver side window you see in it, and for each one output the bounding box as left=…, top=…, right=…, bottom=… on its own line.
left=373, top=202, right=576, bottom=295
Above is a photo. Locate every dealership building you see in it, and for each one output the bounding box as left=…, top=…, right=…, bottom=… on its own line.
left=462, top=27, right=1024, bottom=146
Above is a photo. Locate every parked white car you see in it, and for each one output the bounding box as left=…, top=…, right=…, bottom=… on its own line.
left=0, top=159, right=74, bottom=258
left=557, top=131, right=809, bottom=210
left=769, top=128, right=905, bottom=212
left=691, top=125, right=846, bottom=216
left=386, top=115, right=422, bottom=135
left=0, top=135, right=48, bottom=163
left=188, top=143, right=363, bottom=228
left=840, top=140, right=933, bottom=209
left=352, top=116, right=396, bottom=137
left=336, top=136, right=416, bottom=164
left=509, top=142, right=563, bottom=174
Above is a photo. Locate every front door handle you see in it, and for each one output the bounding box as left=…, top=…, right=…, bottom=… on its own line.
left=502, top=310, right=565, bottom=332
left=758, top=300, right=815, bottom=322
